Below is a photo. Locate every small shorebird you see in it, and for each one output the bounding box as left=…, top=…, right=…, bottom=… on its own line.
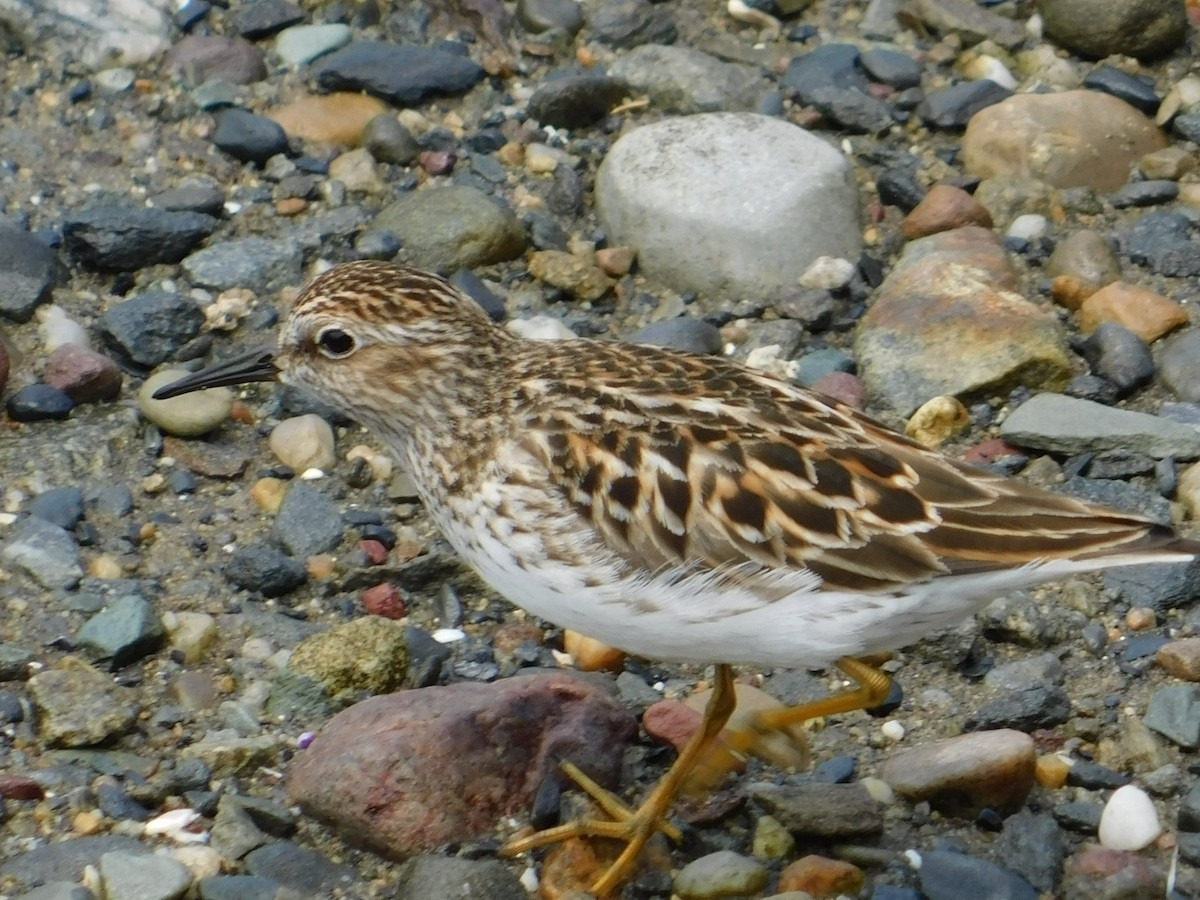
left=157, top=260, right=1197, bottom=896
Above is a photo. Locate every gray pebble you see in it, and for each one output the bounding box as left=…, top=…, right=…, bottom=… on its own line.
left=226, top=545, right=308, bottom=597
left=77, top=594, right=166, bottom=669
left=63, top=206, right=217, bottom=272
left=271, top=483, right=343, bottom=559
left=182, top=237, right=303, bottom=293
left=1, top=516, right=83, bottom=590
left=629, top=317, right=723, bottom=354
left=30, top=486, right=85, bottom=530
left=99, top=290, right=204, bottom=369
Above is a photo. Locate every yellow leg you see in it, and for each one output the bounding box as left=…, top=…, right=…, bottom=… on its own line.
left=502, top=664, right=738, bottom=897
left=686, top=657, right=894, bottom=792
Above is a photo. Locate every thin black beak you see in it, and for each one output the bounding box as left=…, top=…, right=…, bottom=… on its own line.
left=152, top=347, right=279, bottom=399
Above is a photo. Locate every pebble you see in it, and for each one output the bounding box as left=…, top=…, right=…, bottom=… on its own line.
left=630, top=317, right=723, bottom=354
left=1160, top=329, right=1200, bottom=402
left=139, top=370, right=232, bottom=438
left=1045, top=229, right=1121, bottom=301
left=516, top=0, right=585, bottom=34
left=100, top=291, right=204, bottom=369
left=394, top=855, right=527, bottom=900
left=778, top=854, right=864, bottom=897
left=1, top=515, right=83, bottom=589
left=0, top=220, right=57, bottom=321
left=274, top=23, right=352, bottom=66
left=900, top=184, right=993, bottom=238
left=182, top=237, right=303, bottom=294
left=97, top=849, right=192, bottom=900
left=211, top=108, right=289, bottom=165
left=963, top=91, right=1166, bottom=191
left=749, top=782, right=883, bottom=837
left=751, top=814, right=795, bottom=861
left=373, top=185, right=525, bottom=272
left=7, top=383, right=74, bottom=420
left=673, top=850, right=768, bottom=899
left=1079, top=323, right=1154, bottom=398
left=163, top=34, right=267, bottom=85
left=1039, top=0, right=1186, bottom=60
left=269, top=415, right=336, bottom=473
left=270, top=483, right=343, bottom=558
left=314, top=42, right=484, bottom=106
left=1143, top=684, right=1200, bottom=748
left=64, top=206, right=217, bottom=272
left=242, top=841, right=356, bottom=896
left=916, top=849, right=1037, bottom=900
left=1098, top=784, right=1161, bottom=851
left=879, top=729, right=1035, bottom=817
left=918, top=79, right=1011, bottom=130
left=44, top=344, right=122, bottom=403
left=77, top=594, right=166, bottom=669
left=1080, top=281, right=1188, bottom=343
left=30, top=486, right=85, bottom=529
left=596, top=112, right=860, bottom=298
left=608, top=45, right=761, bottom=116
left=1157, top=637, right=1200, bottom=681
left=905, top=395, right=969, bottom=447
left=27, top=657, right=139, bottom=747
left=226, top=545, right=308, bottom=597
left=1000, top=392, right=1200, bottom=459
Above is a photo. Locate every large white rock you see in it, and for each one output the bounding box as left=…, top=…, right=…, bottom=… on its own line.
left=596, top=113, right=861, bottom=299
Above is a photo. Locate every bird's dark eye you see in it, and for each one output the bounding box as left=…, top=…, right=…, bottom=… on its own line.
left=315, top=327, right=356, bottom=358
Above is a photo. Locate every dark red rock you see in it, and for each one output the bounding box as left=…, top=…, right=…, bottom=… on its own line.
left=362, top=583, right=405, bottom=619
left=0, top=774, right=44, bottom=800
left=418, top=150, right=456, bottom=176
left=43, top=344, right=122, bottom=403
left=1062, top=847, right=1164, bottom=898
left=359, top=539, right=389, bottom=566
left=811, top=371, right=866, bottom=409
left=286, top=673, right=637, bottom=854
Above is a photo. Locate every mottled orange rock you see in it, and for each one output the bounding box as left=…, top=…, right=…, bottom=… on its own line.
left=268, top=93, right=389, bottom=146
left=778, top=855, right=865, bottom=897
left=1078, top=281, right=1189, bottom=342
left=900, top=184, right=993, bottom=239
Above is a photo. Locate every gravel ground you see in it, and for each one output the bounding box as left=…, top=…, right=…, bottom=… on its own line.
left=4, top=1, right=1200, bottom=898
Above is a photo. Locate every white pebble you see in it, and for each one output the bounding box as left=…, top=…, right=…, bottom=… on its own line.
left=432, top=628, right=467, bottom=643
left=960, top=54, right=1017, bottom=90
left=1099, top=784, right=1161, bottom=851
left=881, top=719, right=906, bottom=742
left=519, top=866, right=539, bottom=893
left=861, top=776, right=895, bottom=804
left=507, top=315, right=577, bottom=342
left=299, top=468, right=326, bottom=480
left=37, top=305, right=90, bottom=351
left=1006, top=214, right=1048, bottom=242
left=798, top=255, right=855, bottom=290
left=269, top=414, right=336, bottom=472
left=144, top=808, right=207, bottom=843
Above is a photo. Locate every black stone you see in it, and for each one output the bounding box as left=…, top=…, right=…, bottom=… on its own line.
left=405, top=625, right=451, bottom=688
left=212, top=108, right=289, bottom=165
left=62, top=206, right=216, bottom=272
left=314, top=42, right=485, bottom=106
left=1104, top=557, right=1200, bottom=612
left=1066, top=760, right=1131, bottom=790
left=1179, top=780, right=1200, bottom=831
left=449, top=268, right=505, bottom=321
left=98, top=290, right=204, bottom=369
left=806, top=85, right=894, bottom=135
left=995, top=810, right=1064, bottom=893
left=877, top=168, right=926, bottom=211
left=859, top=47, right=922, bottom=89
left=1125, top=211, right=1200, bottom=276
left=6, top=384, right=74, bottom=421
left=965, top=684, right=1071, bottom=731
left=233, top=0, right=306, bottom=39
left=1082, top=67, right=1160, bottom=115
left=226, top=545, right=308, bottom=597
left=527, top=74, right=630, bottom=129
left=629, top=318, right=724, bottom=355
left=781, top=43, right=869, bottom=101
left=1053, top=801, right=1102, bottom=833
left=917, top=850, right=1037, bottom=900
left=1080, top=323, right=1154, bottom=397
left=918, top=80, right=1012, bottom=129
left=588, top=0, right=678, bottom=48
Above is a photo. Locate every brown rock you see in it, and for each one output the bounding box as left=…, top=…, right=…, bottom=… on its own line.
left=963, top=92, right=1168, bottom=191
left=0, top=774, right=44, bottom=800
left=856, top=227, right=1070, bottom=414
left=286, top=673, right=637, bottom=854
left=163, top=35, right=267, bottom=85
left=900, top=184, right=993, bottom=239
left=361, top=583, right=406, bottom=619
left=162, top=437, right=250, bottom=478
left=564, top=630, right=624, bottom=672
left=595, top=245, right=636, bottom=277
left=750, top=782, right=883, bottom=837
left=268, top=93, right=389, bottom=146
left=643, top=699, right=704, bottom=755
left=1035, top=753, right=1070, bottom=789
left=1157, top=637, right=1200, bottom=681
left=1045, top=230, right=1122, bottom=301
left=1061, top=847, right=1165, bottom=899
left=528, top=250, right=614, bottom=302
left=778, top=855, right=864, bottom=898
left=43, top=344, right=122, bottom=403
left=879, top=729, right=1036, bottom=816
left=1078, top=282, right=1189, bottom=343
left=1049, top=275, right=1096, bottom=310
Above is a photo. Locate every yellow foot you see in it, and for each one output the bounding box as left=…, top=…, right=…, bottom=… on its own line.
left=501, top=761, right=682, bottom=897
left=504, top=664, right=740, bottom=897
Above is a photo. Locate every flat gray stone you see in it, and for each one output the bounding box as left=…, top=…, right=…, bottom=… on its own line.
left=181, top=237, right=303, bottom=294
left=0, top=836, right=145, bottom=891
left=596, top=113, right=860, bottom=298
left=1, top=516, right=83, bottom=590
left=608, top=44, right=762, bottom=114
left=1144, top=684, right=1200, bottom=749
left=98, top=850, right=191, bottom=900
left=999, top=393, right=1200, bottom=459
left=373, top=186, right=525, bottom=273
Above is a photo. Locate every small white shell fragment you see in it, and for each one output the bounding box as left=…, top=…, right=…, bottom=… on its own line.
left=519, top=866, right=539, bottom=893
left=432, top=628, right=467, bottom=644
left=961, top=55, right=1017, bottom=90
left=1007, top=214, right=1048, bottom=242
left=507, top=315, right=577, bottom=342
left=1158, top=76, right=1200, bottom=126
left=798, top=255, right=855, bottom=291
left=881, top=719, right=906, bottom=742
left=144, top=808, right=208, bottom=843
left=1098, top=784, right=1161, bottom=851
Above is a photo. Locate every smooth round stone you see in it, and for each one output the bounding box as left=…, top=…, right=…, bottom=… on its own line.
left=273, top=23, right=351, bottom=66
left=1098, top=784, right=1161, bottom=850
left=99, top=849, right=192, bottom=900
left=628, top=317, right=723, bottom=354
left=596, top=113, right=860, bottom=298
left=1039, top=0, right=1186, bottom=61
left=6, top=383, right=74, bottom=421
left=1007, top=214, right=1047, bottom=242
left=139, top=369, right=233, bottom=437
left=515, top=0, right=584, bottom=35
left=674, top=850, right=768, bottom=900
left=268, top=415, right=336, bottom=473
